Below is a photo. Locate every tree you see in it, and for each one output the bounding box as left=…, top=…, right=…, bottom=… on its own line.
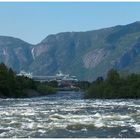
left=106, top=69, right=120, bottom=85
left=85, top=68, right=140, bottom=99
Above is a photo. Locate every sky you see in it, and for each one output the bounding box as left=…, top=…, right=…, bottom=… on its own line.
left=0, top=2, right=140, bottom=44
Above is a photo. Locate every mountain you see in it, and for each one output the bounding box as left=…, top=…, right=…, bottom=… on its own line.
left=1, top=21, right=140, bottom=81
left=29, top=21, right=140, bottom=81
left=0, top=36, right=33, bottom=72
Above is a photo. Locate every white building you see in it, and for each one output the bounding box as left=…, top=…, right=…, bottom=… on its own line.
left=17, top=70, right=33, bottom=78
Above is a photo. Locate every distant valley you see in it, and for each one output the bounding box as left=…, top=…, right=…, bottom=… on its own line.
left=1, top=21, right=140, bottom=81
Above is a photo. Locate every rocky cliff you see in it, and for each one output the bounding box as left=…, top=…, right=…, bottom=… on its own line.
left=0, top=36, right=33, bottom=72
left=1, top=21, right=140, bottom=81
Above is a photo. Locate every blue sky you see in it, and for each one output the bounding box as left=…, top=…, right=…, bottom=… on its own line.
left=0, top=2, right=140, bottom=44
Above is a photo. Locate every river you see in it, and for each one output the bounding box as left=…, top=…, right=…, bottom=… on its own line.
left=0, top=91, right=140, bottom=138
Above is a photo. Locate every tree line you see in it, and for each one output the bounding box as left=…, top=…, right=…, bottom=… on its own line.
left=85, top=69, right=140, bottom=99
left=0, top=63, right=57, bottom=98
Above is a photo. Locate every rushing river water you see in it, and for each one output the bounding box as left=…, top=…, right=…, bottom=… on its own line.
left=0, top=91, right=140, bottom=138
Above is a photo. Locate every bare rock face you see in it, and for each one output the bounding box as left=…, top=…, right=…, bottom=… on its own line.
left=113, top=38, right=140, bottom=69
left=29, top=21, right=140, bottom=81
left=0, top=36, right=33, bottom=72
left=83, top=49, right=108, bottom=69
left=1, top=22, right=140, bottom=81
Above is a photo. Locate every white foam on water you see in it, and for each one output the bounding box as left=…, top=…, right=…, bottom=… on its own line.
left=93, top=113, right=102, bottom=118
left=49, top=113, right=65, bottom=120
left=81, top=128, right=87, bottom=132
left=0, top=126, right=14, bottom=131
left=67, top=129, right=77, bottom=133
left=47, top=113, right=107, bottom=129
left=94, top=118, right=104, bottom=128
left=60, top=107, right=83, bottom=112
left=9, top=120, right=17, bottom=124
left=121, top=129, right=128, bottom=133
left=50, top=110, right=55, bottom=113
left=21, top=122, right=37, bottom=130
left=58, top=113, right=106, bottom=128
left=128, top=104, right=140, bottom=108
left=38, top=129, right=46, bottom=133
left=40, top=110, right=50, bottom=113
left=22, top=118, right=33, bottom=122
left=132, top=124, right=140, bottom=132
left=36, top=123, right=46, bottom=129
left=0, top=132, right=8, bottom=137
left=103, top=114, right=131, bottom=121
left=0, top=95, right=140, bottom=137
left=20, top=109, right=36, bottom=116
left=108, top=120, right=127, bottom=127
left=12, top=103, right=30, bottom=107
left=47, top=122, right=66, bottom=130
left=93, top=100, right=136, bottom=107
left=0, top=111, right=10, bottom=116
left=117, top=115, right=131, bottom=119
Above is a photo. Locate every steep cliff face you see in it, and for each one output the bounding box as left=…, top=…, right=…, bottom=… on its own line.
left=1, top=22, right=140, bottom=81
left=0, top=36, right=33, bottom=72
left=29, top=28, right=114, bottom=78
left=28, top=22, right=140, bottom=80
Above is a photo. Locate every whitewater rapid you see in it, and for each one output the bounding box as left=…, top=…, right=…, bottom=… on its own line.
left=0, top=91, right=140, bottom=138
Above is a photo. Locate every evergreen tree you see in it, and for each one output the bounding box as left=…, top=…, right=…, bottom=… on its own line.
left=85, top=69, right=140, bottom=99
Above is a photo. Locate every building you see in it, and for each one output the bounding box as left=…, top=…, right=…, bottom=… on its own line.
left=17, top=70, right=78, bottom=83
left=17, top=70, right=33, bottom=78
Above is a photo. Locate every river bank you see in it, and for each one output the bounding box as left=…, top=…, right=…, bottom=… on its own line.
left=0, top=88, right=58, bottom=99
left=85, top=69, right=140, bottom=99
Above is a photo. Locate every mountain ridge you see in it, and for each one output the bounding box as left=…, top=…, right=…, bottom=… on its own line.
left=1, top=21, right=140, bottom=81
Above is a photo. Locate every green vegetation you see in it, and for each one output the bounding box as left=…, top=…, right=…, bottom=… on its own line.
left=85, top=69, right=140, bottom=99
left=75, top=81, right=91, bottom=90
left=0, top=63, right=57, bottom=98
left=37, top=84, right=57, bottom=95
